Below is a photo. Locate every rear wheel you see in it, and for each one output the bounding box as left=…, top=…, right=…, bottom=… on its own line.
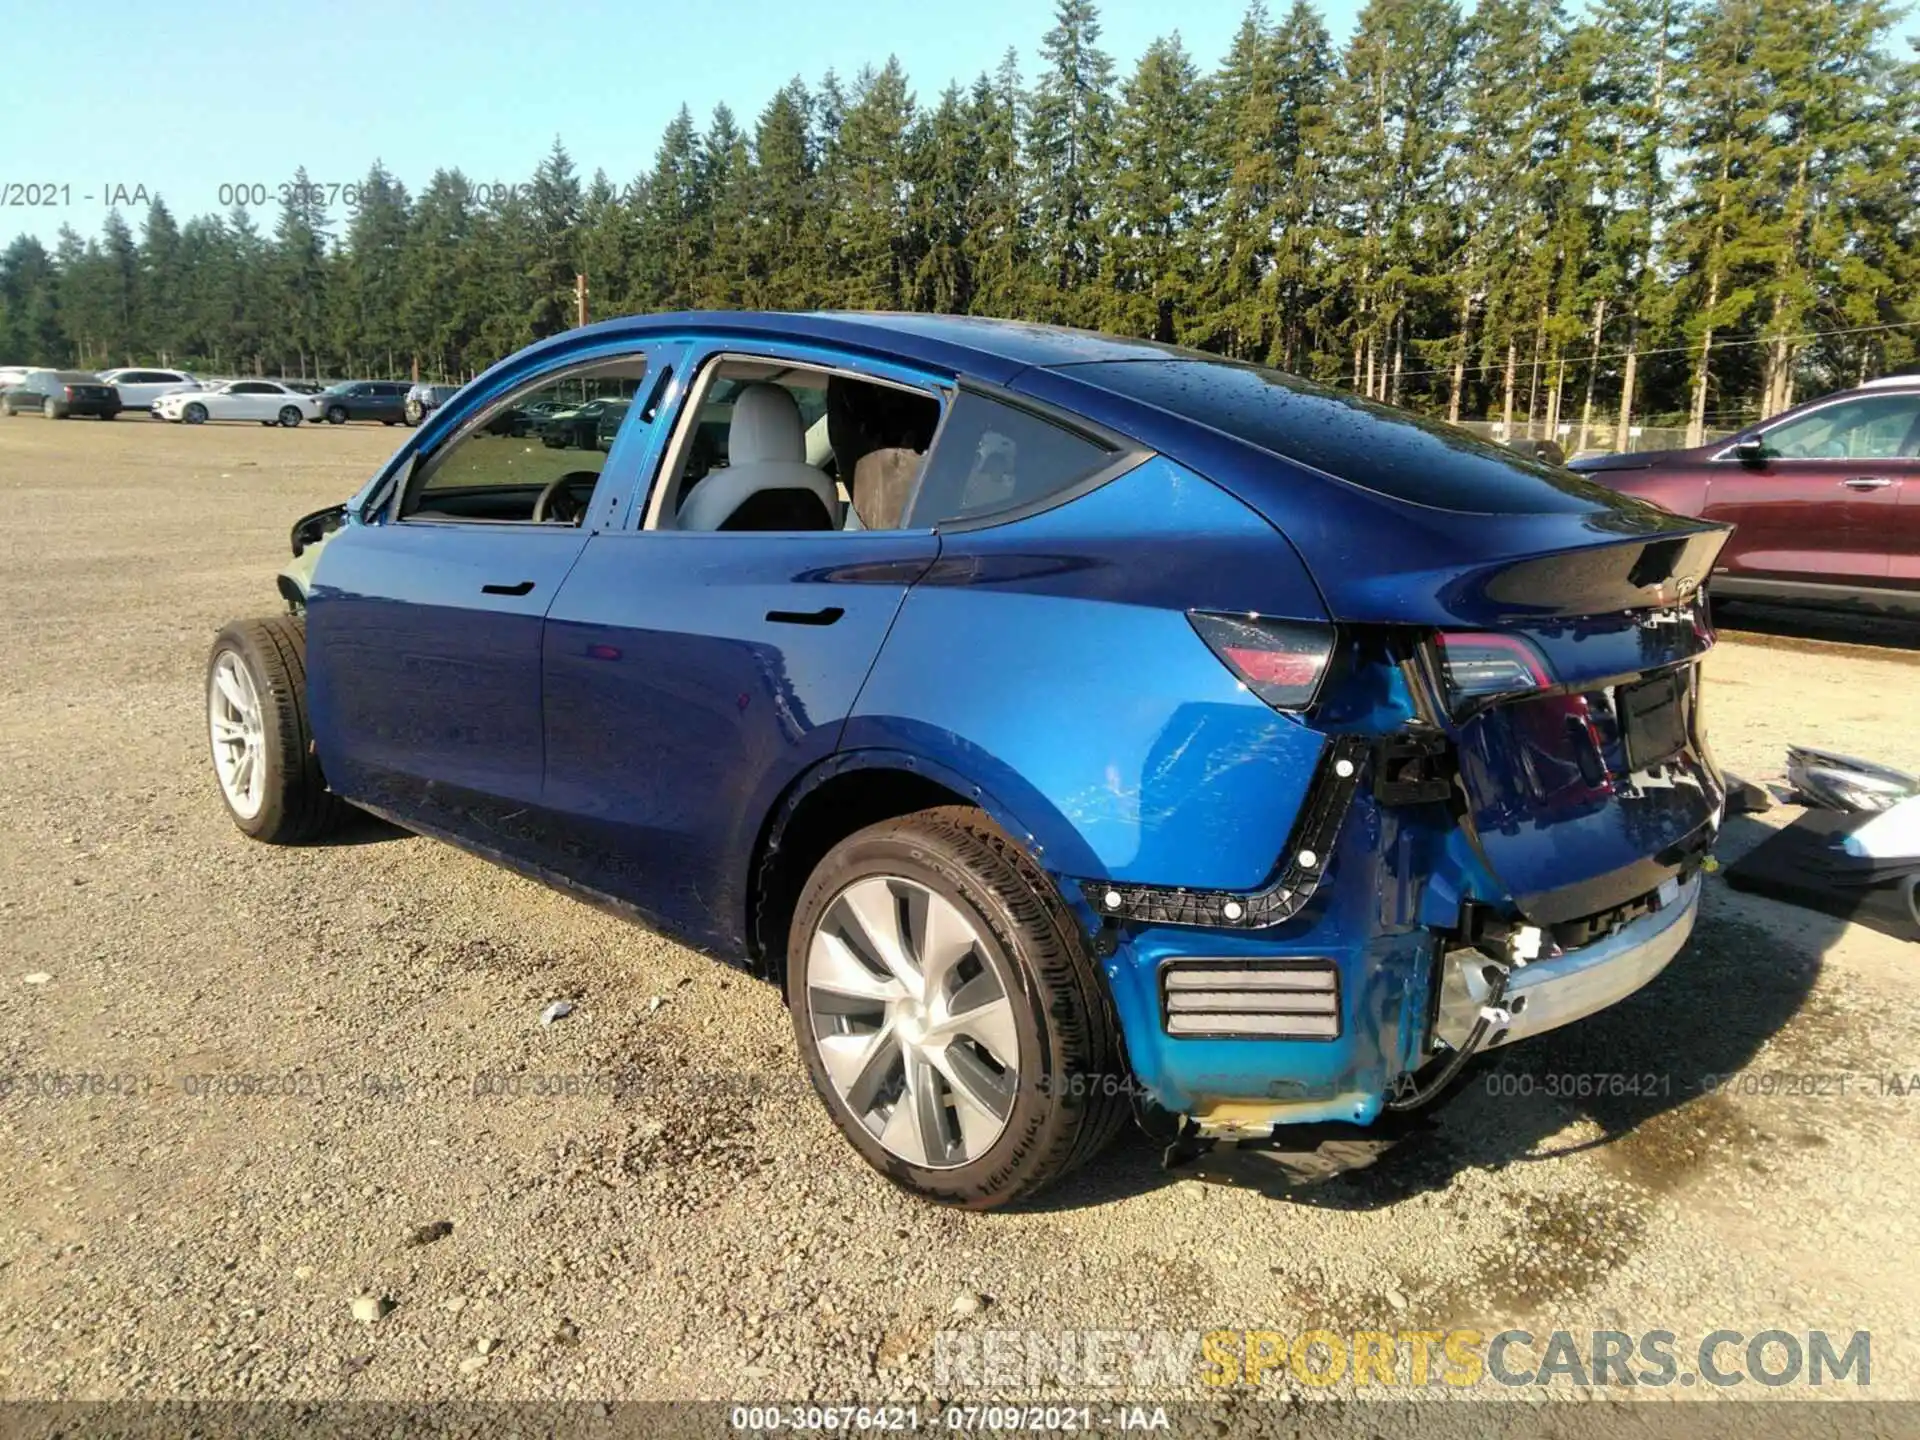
left=43, top=399, right=58, bottom=419
left=206, top=616, right=350, bottom=844
left=184, top=402, right=207, bottom=425
left=787, top=806, right=1129, bottom=1208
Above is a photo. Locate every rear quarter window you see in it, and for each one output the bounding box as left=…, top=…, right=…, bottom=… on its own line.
left=1068, top=359, right=1622, bottom=515
left=906, top=390, right=1118, bottom=528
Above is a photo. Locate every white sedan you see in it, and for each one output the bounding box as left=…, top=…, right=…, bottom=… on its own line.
left=155, top=380, right=324, bottom=426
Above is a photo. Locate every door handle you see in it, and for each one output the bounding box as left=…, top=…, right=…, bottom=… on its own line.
left=481, top=580, right=536, bottom=596
left=1841, top=476, right=1894, bottom=491
left=766, top=606, right=844, bottom=626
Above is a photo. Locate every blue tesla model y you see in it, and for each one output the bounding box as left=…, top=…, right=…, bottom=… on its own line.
left=207, top=312, right=1729, bottom=1207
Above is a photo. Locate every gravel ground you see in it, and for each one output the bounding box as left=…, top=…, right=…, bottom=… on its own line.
left=1, top=416, right=1916, bottom=1414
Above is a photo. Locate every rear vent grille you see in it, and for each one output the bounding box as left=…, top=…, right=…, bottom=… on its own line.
left=1160, top=961, right=1340, bottom=1040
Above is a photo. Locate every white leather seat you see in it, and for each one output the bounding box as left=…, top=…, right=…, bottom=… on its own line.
left=676, top=384, right=841, bottom=531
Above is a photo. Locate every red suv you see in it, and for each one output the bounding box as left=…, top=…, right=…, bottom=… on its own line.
left=1569, top=377, right=1920, bottom=615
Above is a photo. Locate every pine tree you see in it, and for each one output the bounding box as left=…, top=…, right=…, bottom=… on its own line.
left=270, top=167, right=333, bottom=377
left=826, top=59, right=916, bottom=310
left=964, top=51, right=1029, bottom=319
left=697, top=106, right=755, bottom=310
left=1027, top=0, right=1117, bottom=323
left=528, top=138, right=584, bottom=336
left=0, top=236, right=64, bottom=364
left=751, top=79, right=823, bottom=308
left=907, top=84, right=981, bottom=315
left=634, top=106, right=706, bottom=309
left=139, top=200, right=185, bottom=365
left=403, top=170, right=478, bottom=378
left=1107, top=35, right=1208, bottom=342
left=1265, top=1, right=1340, bottom=373
left=1670, top=0, right=1769, bottom=444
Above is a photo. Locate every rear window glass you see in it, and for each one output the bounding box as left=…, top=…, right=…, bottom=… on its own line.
left=1067, top=359, right=1620, bottom=515
left=906, top=390, right=1115, bottom=528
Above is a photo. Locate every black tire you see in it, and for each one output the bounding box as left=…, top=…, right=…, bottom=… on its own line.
left=100, top=411, right=116, bottom=420
left=326, top=404, right=348, bottom=424
left=787, top=806, right=1130, bottom=1209
left=205, top=616, right=350, bottom=844
left=278, top=406, right=302, bottom=427
left=184, top=402, right=208, bottom=425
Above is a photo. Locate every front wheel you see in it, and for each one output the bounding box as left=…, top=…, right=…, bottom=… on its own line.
left=184, top=402, right=208, bottom=425
left=206, top=617, right=350, bottom=843
left=326, top=405, right=347, bottom=424
left=787, top=807, right=1129, bottom=1209
left=278, top=406, right=302, bottom=427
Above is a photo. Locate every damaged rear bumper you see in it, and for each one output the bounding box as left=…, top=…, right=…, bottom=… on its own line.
left=1431, top=875, right=1701, bottom=1052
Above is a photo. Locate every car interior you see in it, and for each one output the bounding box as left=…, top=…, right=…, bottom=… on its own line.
left=1759, top=395, right=1920, bottom=459
left=400, top=357, right=653, bottom=526
left=396, top=353, right=960, bottom=533
left=655, top=359, right=943, bottom=532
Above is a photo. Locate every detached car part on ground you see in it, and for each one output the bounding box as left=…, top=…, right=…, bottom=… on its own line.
left=207, top=312, right=1730, bottom=1208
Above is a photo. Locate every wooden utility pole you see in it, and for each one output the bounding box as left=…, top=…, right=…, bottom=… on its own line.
left=575, top=273, right=589, bottom=328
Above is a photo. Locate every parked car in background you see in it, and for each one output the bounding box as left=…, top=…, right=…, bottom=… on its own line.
left=0, top=366, right=31, bottom=390
left=404, top=383, right=460, bottom=426
left=317, top=381, right=408, bottom=425
left=99, top=367, right=200, bottom=411
left=154, top=379, right=324, bottom=426
left=539, top=396, right=627, bottom=449
left=1, top=369, right=121, bottom=419
left=1570, top=377, right=1920, bottom=615
left=207, top=312, right=1730, bottom=1208
left=593, top=399, right=630, bottom=452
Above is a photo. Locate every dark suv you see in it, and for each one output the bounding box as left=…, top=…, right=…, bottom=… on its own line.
left=1570, top=377, right=1920, bottom=615
left=318, top=381, right=409, bottom=425
left=1, top=369, right=121, bottom=419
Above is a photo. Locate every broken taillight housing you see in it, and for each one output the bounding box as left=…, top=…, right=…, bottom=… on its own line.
left=1433, top=631, right=1552, bottom=712
left=1189, top=612, right=1335, bottom=712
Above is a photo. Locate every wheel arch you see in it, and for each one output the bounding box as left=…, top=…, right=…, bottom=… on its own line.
left=745, top=747, right=1092, bottom=981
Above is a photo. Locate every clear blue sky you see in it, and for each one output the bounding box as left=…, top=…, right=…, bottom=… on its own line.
left=2, top=0, right=1360, bottom=251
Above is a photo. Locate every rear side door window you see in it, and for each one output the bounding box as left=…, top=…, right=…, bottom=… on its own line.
left=1759, top=395, right=1920, bottom=460
left=647, top=354, right=944, bottom=533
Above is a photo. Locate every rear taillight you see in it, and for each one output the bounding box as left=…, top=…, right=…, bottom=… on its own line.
left=1189, top=612, right=1335, bottom=711
left=63, top=386, right=74, bottom=399
left=1433, top=632, right=1551, bottom=710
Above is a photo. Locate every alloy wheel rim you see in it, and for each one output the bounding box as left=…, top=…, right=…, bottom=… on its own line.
left=806, top=875, right=1022, bottom=1169
left=208, top=651, right=267, bottom=819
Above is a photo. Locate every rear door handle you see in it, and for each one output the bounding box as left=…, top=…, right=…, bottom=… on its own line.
left=1841, top=476, right=1894, bottom=491
left=766, top=606, right=844, bottom=626
left=482, top=580, right=536, bottom=596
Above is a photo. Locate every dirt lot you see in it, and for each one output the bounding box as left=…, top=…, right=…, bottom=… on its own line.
left=1, top=416, right=1917, bottom=1415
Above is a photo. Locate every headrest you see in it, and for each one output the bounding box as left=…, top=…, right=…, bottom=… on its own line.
left=729, top=383, right=805, bottom=466
left=852, top=448, right=923, bottom=530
